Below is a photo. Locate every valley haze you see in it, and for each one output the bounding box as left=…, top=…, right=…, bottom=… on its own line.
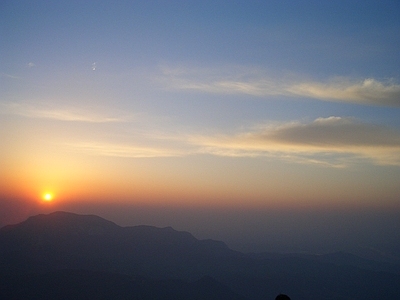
left=2, top=199, right=400, bottom=257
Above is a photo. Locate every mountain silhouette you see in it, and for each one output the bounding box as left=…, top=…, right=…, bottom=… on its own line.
left=1, top=211, right=400, bottom=300
left=0, top=211, right=240, bottom=278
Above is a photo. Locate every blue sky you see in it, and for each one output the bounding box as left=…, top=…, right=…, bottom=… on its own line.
left=1, top=1, right=400, bottom=253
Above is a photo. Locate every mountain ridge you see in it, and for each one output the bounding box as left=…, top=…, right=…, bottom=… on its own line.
left=1, top=211, right=400, bottom=300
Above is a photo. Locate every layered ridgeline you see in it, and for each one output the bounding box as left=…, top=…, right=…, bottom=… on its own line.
left=1, top=212, right=399, bottom=300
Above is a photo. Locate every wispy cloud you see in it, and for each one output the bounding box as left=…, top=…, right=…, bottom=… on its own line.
left=0, top=102, right=130, bottom=123
left=65, top=142, right=186, bottom=158
left=1, top=73, right=21, bottom=79
left=161, top=66, right=400, bottom=107
left=188, top=117, right=400, bottom=167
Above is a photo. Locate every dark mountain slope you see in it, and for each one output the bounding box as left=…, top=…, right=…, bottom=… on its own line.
left=0, top=270, right=246, bottom=300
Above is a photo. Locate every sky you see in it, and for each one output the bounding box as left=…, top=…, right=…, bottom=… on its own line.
left=1, top=1, right=400, bottom=254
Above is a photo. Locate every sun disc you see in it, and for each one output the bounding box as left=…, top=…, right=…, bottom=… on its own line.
left=43, top=193, right=53, bottom=201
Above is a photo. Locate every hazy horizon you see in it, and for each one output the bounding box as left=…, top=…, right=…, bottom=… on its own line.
left=2, top=199, right=399, bottom=256
left=1, top=1, right=400, bottom=256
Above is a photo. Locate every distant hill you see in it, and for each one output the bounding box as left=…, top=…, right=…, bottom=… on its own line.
left=1, top=211, right=400, bottom=300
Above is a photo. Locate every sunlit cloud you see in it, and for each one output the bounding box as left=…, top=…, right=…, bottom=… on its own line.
left=288, top=78, right=400, bottom=106
left=0, top=102, right=130, bottom=123
left=188, top=117, right=400, bottom=167
left=61, top=115, right=400, bottom=167
left=27, top=62, right=36, bottom=68
left=161, top=66, right=400, bottom=107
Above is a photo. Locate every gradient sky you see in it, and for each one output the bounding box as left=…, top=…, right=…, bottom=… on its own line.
left=1, top=1, right=400, bottom=253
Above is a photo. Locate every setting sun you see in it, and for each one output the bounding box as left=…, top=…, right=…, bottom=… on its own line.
left=43, top=193, right=53, bottom=202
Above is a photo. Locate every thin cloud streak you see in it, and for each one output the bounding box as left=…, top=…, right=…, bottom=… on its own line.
left=65, top=142, right=186, bottom=158
left=188, top=117, right=400, bottom=167
left=161, top=66, right=400, bottom=107
left=0, top=102, right=130, bottom=123
left=288, top=78, right=400, bottom=106
left=1, top=73, right=21, bottom=79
